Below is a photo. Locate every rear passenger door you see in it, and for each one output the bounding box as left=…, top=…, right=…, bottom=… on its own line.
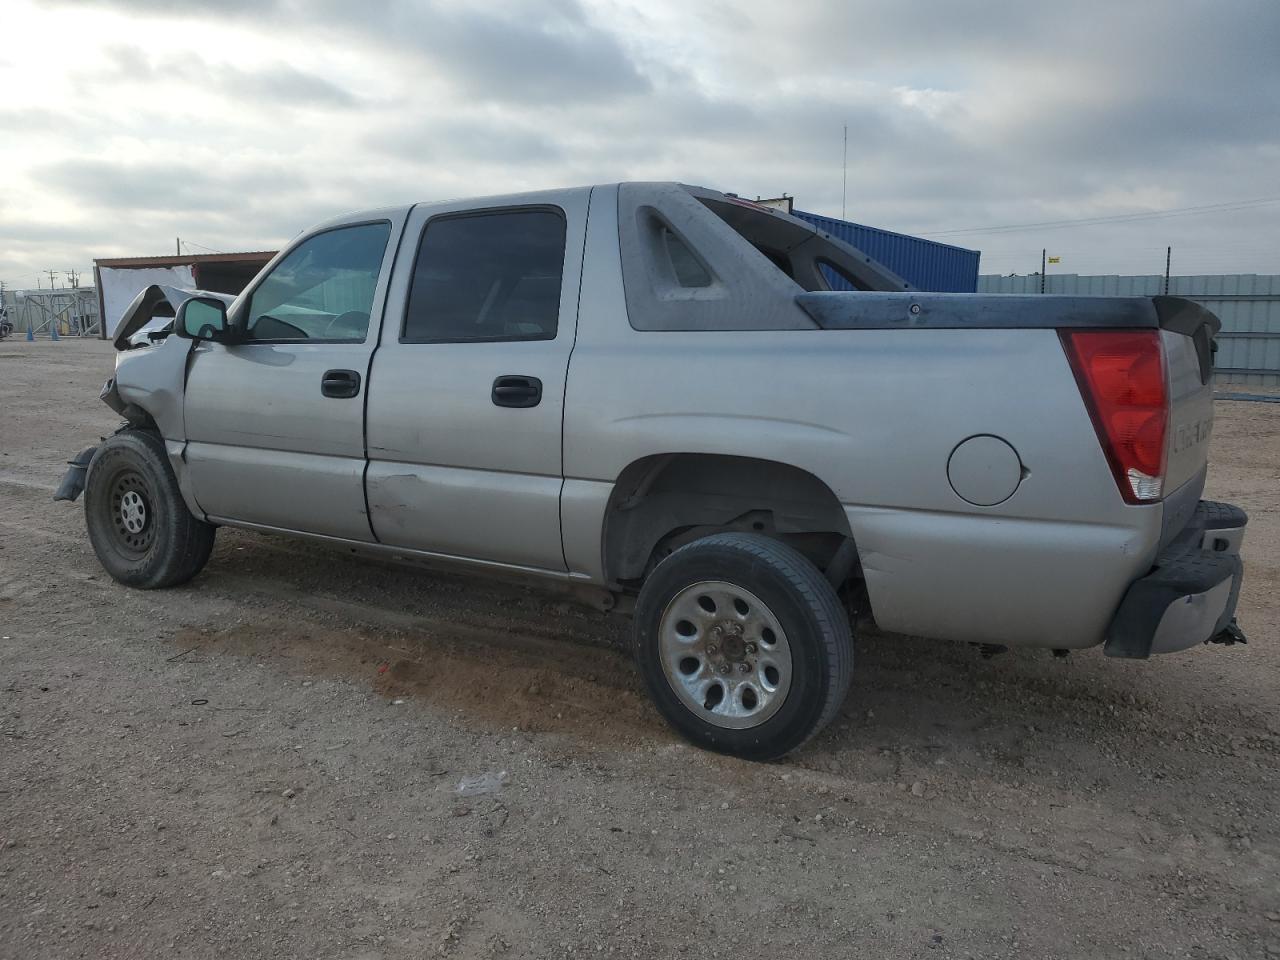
left=365, top=190, right=588, bottom=571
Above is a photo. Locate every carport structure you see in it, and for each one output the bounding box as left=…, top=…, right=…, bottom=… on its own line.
left=93, top=251, right=276, bottom=340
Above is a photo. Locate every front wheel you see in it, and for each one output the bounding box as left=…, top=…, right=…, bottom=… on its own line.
left=84, top=430, right=216, bottom=589
left=634, top=533, right=853, bottom=760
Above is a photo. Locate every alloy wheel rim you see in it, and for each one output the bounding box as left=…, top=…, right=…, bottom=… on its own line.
left=657, top=580, right=793, bottom=730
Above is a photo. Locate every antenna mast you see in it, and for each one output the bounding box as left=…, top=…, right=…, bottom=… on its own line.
left=841, top=124, right=848, bottom=220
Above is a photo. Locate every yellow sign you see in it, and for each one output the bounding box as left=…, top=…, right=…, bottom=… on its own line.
left=1047, top=256, right=1061, bottom=264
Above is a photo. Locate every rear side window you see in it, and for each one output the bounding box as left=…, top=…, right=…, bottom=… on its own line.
left=817, top=259, right=871, bottom=292
left=661, top=226, right=712, bottom=288
left=402, top=209, right=566, bottom=343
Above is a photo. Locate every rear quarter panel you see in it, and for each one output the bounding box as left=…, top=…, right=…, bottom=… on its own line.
left=564, top=191, right=1161, bottom=646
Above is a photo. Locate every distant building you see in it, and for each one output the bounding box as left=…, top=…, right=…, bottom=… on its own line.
left=94, top=251, right=276, bottom=339
left=752, top=195, right=980, bottom=293
left=3, top=286, right=100, bottom=337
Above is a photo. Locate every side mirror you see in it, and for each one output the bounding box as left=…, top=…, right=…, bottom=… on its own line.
left=176, top=297, right=230, bottom=341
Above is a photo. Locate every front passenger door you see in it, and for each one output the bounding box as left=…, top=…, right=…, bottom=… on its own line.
left=183, top=218, right=399, bottom=540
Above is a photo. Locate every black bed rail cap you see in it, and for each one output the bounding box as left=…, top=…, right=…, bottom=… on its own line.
left=794, top=291, right=1195, bottom=331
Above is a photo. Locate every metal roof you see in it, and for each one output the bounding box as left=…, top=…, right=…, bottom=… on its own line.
left=93, top=251, right=277, bottom=269
left=791, top=210, right=981, bottom=293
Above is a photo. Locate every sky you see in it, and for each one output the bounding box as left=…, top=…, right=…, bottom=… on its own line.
left=1, top=0, right=1278, bottom=290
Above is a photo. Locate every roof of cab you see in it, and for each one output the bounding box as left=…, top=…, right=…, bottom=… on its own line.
left=313, top=182, right=712, bottom=231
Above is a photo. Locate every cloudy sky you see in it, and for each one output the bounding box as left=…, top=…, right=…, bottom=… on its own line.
left=2, top=0, right=1277, bottom=290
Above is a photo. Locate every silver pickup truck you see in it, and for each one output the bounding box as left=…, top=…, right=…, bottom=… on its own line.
left=58, top=182, right=1248, bottom=759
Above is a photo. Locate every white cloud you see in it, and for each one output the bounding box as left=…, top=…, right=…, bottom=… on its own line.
left=1, top=0, right=1277, bottom=285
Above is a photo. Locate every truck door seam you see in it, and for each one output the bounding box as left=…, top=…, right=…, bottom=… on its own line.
left=360, top=204, right=418, bottom=545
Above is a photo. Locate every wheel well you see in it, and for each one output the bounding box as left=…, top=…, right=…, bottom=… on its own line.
left=111, top=404, right=159, bottom=433
left=601, top=454, right=856, bottom=587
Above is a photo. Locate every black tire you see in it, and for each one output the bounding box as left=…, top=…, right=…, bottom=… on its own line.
left=634, top=533, right=853, bottom=761
left=84, top=430, right=216, bottom=589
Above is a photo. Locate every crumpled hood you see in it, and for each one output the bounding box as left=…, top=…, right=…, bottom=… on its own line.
left=112, top=283, right=236, bottom=350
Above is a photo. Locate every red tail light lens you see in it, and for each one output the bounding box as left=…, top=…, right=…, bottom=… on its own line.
left=1061, top=329, right=1168, bottom=504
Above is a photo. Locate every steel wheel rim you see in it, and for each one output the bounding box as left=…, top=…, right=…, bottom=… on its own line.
left=657, top=580, right=793, bottom=730
left=108, top=469, right=154, bottom=558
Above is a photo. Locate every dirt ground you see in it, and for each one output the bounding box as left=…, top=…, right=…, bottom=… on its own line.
left=1, top=336, right=1277, bottom=960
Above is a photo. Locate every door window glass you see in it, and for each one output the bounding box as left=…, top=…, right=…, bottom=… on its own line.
left=403, top=209, right=565, bottom=343
left=245, top=222, right=391, bottom=342
left=661, top=226, right=712, bottom=288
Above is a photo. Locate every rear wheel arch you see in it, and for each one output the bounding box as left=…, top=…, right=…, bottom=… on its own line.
left=600, top=453, right=857, bottom=587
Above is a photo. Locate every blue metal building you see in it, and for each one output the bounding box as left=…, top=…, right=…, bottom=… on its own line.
left=792, top=209, right=981, bottom=293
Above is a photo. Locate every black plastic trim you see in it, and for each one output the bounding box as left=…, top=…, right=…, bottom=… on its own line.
left=52, top=446, right=97, bottom=502
left=490, top=375, right=543, bottom=408
left=1104, top=499, right=1247, bottom=659
left=1152, top=295, right=1221, bottom=337
left=796, top=292, right=1221, bottom=333
left=320, top=368, right=362, bottom=399
left=1105, top=551, right=1240, bottom=659
left=1200, top=499, right=1248, bottom=530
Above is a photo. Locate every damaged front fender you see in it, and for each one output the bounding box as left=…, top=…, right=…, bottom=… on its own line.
left=100, top=376, right=128, bottom=417
left=112, top=283, right=234, bottom=351
left=109, top=283, right=233, bottom=437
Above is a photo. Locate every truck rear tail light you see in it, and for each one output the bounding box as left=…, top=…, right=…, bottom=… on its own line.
left=1060, top=329, right=1168, bottom=504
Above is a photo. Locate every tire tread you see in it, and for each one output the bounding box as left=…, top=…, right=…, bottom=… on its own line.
left=84, top=429, right=215, bottom=589
left=689, top=533, right=852, bottom=752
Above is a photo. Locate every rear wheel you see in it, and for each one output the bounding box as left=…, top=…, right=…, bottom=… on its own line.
left=634, top=533, right=853, bottom=760
left=84, top=430, right=215, bottom=588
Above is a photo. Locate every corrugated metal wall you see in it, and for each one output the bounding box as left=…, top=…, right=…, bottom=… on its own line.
left=977, top=273, right=1280, bottom=387
left=793, top=210, right=981, bottom=293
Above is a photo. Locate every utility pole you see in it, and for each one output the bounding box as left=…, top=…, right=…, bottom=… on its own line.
left=65, top=270, right=81, bottom=335
left=1164, top=246, right=1171, bottom=295
left=1040, top=249, right=1046, bottom=294
left=46, top=269, right=59, bottom=290
left=177, top=237, right=181, bottom=255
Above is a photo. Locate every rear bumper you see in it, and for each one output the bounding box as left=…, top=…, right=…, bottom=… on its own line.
left=1104, top=500, right=1248, bottom=658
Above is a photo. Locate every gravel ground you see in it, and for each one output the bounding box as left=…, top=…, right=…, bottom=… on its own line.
left=1, top=337, right=1277, bottom=960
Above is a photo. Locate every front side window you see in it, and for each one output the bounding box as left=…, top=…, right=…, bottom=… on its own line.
left=403, top=209, right=565, bottom=343
left=245, top=221, right=391, bottom=342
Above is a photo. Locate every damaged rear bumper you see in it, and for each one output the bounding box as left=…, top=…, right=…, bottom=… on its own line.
left=1104, top=500, right=1248, bottom=658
